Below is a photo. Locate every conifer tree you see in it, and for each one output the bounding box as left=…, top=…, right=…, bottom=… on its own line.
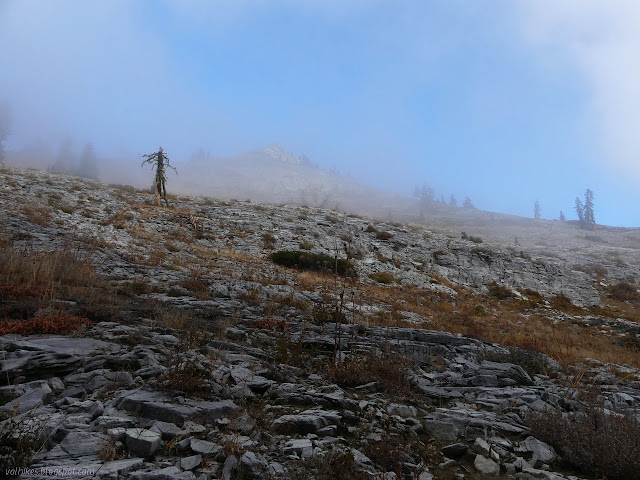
left=584, top=188, right=595, bottom=227
left=449, top=194, right=457, bottom=207
left=50, top=137, right=76, bottom=174
left=78, top=143, right=98, bottom=180
left=0, top=101, right=10, bottom=166
left=463, top=196, right=475, bottom=209
left=575, top=197, right=585, bottom=228
left=414, top=182, right=435, bottom=207
left=534, top=200, right=541, bottom=219
left=559, top=211, right=566, bottom=222
left=142, top=147, right=177, bottom=207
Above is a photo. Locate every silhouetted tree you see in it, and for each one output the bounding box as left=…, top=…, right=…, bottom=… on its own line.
left=0, top=101, right=11, bottom=165
left=49, top=137, right=76, bottom=174
left=575, top=197, right=585, bottom=228
left=78, top=143, right=98, bottom=180
left=449, top=194, right=457, bottom=207
left=414, top=182, right=435, bottom=207
left=534, top=200, right=541, bottom=219
left=463, top=196, right=475, bottom=209
left=584, top=188, right=595, bottom=227
left=142, top=146, right=177, bottom=207
left=559, top=211, right=566, bottom=222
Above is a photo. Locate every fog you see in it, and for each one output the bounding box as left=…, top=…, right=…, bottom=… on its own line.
left=1, top=1, right=639, bottom=226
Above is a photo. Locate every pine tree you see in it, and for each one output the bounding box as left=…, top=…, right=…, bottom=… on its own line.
left=78, top=143, right=98, bottom=180
left=463, top=196, right=475, bottom=209
left=559, top=211, right=566, bottom=222
left=142, top=147, right=177, bottom=207
left=0, top=101, right=11, bottom=166
left=584, top=188, right=595, bottom=227
left=414, top=182, right=435, bottom=207
left=50, top=137, right=75, bottom=174
left=575, top=197, right=585, bottom=227
left=449, top=194, right=457, bottom=207
left=534, top=200, right=541, bottom=219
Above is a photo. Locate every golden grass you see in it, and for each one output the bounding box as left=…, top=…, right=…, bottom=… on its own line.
left=20, top=204, right=52, bottom=226
left=355, top=284, right=640, bottom=368
left=295, top=271, right=328, bottom=290
left=0, top=242, right=124, bottom=324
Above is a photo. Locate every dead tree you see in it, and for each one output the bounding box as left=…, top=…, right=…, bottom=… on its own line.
left=141, top=147, right=177, bottom=207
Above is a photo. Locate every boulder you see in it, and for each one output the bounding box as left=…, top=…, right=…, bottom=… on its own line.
left=125, top=428, right=162, bottom=458
left=270, top=409, right=341, bottom=434
left=474, top=454, right=500, bottom=475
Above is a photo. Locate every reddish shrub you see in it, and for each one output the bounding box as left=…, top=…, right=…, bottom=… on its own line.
left=0, top=315, right=91, bottom=335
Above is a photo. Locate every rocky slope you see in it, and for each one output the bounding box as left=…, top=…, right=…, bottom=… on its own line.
left=0, top=166, right=639, bottom=480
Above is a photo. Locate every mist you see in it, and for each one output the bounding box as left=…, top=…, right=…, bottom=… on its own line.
left=1, top=1, right=639, bottom=226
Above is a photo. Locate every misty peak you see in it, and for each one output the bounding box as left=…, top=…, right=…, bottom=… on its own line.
left=262, top=144, right=310, bottom=166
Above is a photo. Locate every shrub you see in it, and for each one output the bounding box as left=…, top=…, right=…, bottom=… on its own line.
left=375, top=231, right=394, bottom=240
left=365, top=225, right=377, bottom=233
left=311, top=303, right=347, bottom=324
left=159, top=356, right=210, bottom=393
left=526, top=402, right=640, bottom=479
left=588, top=263, right=608, bottom=277
left=462, top=232, right=483, bottom=243
left=488, top=281, right=512, bottom=299
left=298, top=241, right=314, bottom=251
left=326, top=351, right=411, bottom=395
left=608, top=282, right=639, bottom=301
left=550, top=294, right=577, bottom=311
left=479, top=346, right=548, bottom=377
left=0, top=406, right=46, bottom=473
left=271, top=250, right=356, bottom=277
left=369, top=272, right=398, bottom=285
left=361, top=431, right=437, bottom=478
left=248, top=317, right=291, bottom=331
left=261, top=232, right=276, bottom=250
left=0, top=315, right=91, bottom=335
left=292, top=450, right=367, bottom=480
left=179, top=269, right=210, bottom=298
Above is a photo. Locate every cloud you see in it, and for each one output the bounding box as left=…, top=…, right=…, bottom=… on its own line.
left=0, top=0, right=232, bottom=157
left=517, top=0, right=640, bottom=180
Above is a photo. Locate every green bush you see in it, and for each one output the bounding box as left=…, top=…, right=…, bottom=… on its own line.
left=271, top=250, right=356, bottom=277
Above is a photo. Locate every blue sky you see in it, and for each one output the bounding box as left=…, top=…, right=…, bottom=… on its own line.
left=1, top=0, right=639, bottom=226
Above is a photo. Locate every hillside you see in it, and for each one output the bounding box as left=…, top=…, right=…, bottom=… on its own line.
left=1, top=166, right=639, bottom=480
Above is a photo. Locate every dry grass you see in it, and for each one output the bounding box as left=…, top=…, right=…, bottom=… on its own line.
left=248, top=317, right=291, bottom=331
left=0, top=242, right=126, bottom=324
left=355, top=284, right=640, bottom=368
left=369, top=272, right=398, bottom=284
left=361, top=431, right=437, bottom=478
left=159, top=355, right=211, bottom=393
left=526, top=399, right=640, bottom=479
left=295, top=271, right=328, bottom=290
left=325, top=351, right=412, bottom=395
left=20, top=204, right=52, bottom=226
left=179, top=268, right=210, bottom=299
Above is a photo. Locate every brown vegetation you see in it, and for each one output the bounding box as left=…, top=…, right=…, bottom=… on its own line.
left=0, top=315, right=91, bottom=335
left=527, top=400, right=640, bottom=480
left=357, top=284, right=640, bottom=368
left=325, top=351, right=412, bottom=395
